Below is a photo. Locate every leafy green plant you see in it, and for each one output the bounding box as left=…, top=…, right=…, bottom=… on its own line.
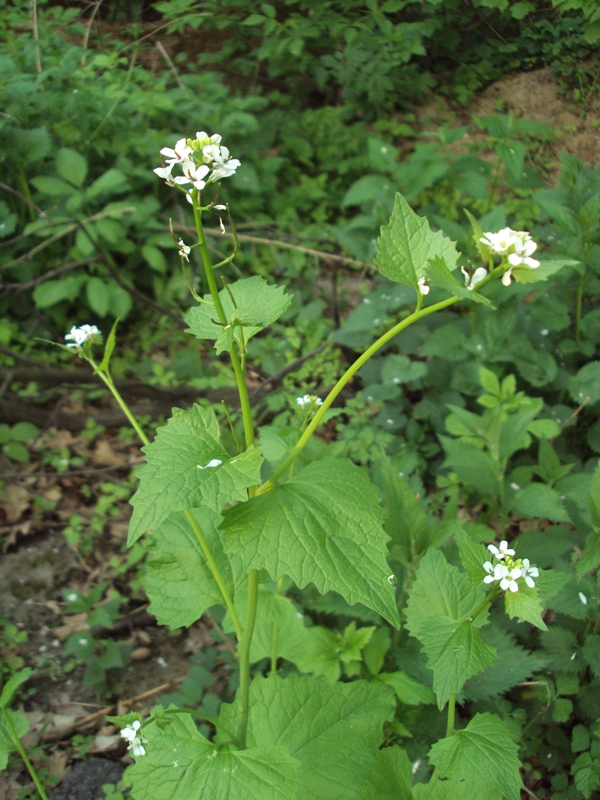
left=0, top=422, right=39, bottom=464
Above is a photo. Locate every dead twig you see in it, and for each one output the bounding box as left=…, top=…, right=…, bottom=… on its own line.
left=156, top=40, right=189, bottom=96
left=74, top=678, right=185, bottom=728
left=561, top=396, right=589, bottom=429
left=1, top=259, right=97, bottom=293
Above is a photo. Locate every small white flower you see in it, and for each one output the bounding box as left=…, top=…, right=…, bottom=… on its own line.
left=173, top=161, right=210, bottom=191
left=417, top=276, right=430, bottom=296
left=219, top=217, right=226, bottom=235
left=483, top=561, right=508, bottom=585
left=541, top=329, right=549, bottom=336
left=214, top=204, right=226, bottom=210
left=153, top=164, right=176, bottom=186
left=66, top=592, right=78, bottom=602
left=510, top=482, right=520, bottom=491
left=521, top=558, right=539, bottom=588
left=507, top=234, right=540, bottom=269
left=160, top=138, right=192, bottom=165
left=177, top=239, right=191, bottom=261
left=461, top=266, right=488, bottom=290
left=196, top=131, right=222, bottom=146
left=502, top=268, right=514, bottom=287
left=487, top=540, right=515, bottom=560
left=500, top=567, right=522, bottom=593
left=121, top=720, right=148, bottom=756
left=65, top=324, right=101, bottom=350
left=480, top=228, right=518, bottom=255
left=579, top=592, right=588, bottom=605
left=197, top=458, right=223, bottom=470
left=296, top=394, right=323, bottom=409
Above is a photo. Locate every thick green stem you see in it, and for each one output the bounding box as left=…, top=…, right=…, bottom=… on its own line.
left=445, top=694, right=456, bottom=738
left=2, top=707, right=49, bottom=800
left=470, top=584, right=500, bottom=622
left=192, top=196, right=254, bottom=448
left=237, top=568, right=259, bottom=749
left=258, top=294, right=459, bottom=494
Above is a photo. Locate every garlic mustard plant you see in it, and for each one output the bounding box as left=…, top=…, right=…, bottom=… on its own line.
left=58, top=130, right=570, bottom=800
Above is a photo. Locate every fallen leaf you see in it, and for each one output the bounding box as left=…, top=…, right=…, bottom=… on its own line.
left=0, top=485, right=31, bottom=523
left=90, top=733, right=121, bottom=754
left=92, top=439, right=123, bottom=467
left=53, top=613, right=89, bottom=640
left=41, top=714, right=78, bottom=742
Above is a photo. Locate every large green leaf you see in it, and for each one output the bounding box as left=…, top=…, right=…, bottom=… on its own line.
left=128, top=711, right=300, bottom=800
left=221, top=458, right=400, bottom=626
left=356, top=747, right=413, bottom=800
left=512, top=259, right=578, bottom=284
left=504, top=582, right=548, bottom=631
left=510, top=483, right=570, bottom=523
left=569, top=361, right=600, bottom=405
left=428, top=713, right=523, bottom=800
left=439, top=436, right=500, bottom=498
left=405, top=548, right=496, bottom=708
left=220, top=674, right=396, bottom=800
left=184, top=276, right=292, bottom=354
left=128, top=404, right=263, bottom=545
left=374, top=192, right=459, bottom=290
left=146, top=509, right=236, bottom=628
left=455, top=526, right=488, bottom=586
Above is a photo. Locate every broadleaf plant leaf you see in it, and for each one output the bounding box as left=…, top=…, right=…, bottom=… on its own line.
left=455, top=526, right=489, bottom=585
left=405, top=548, right=497, bottom=708
left=146, top=509, right=236, bottom=628
left=218, top=674, right=396, bottom=800
left=0, top=709, right=29, bottom=771
left=128, top=404, right=263, bottom=545
left=221, top=458, right=400, bottom=626
left=428, top=712, right=523, bottom=800
left=356, top=746, right=414, bottom=800
left=127, top=710, right=301, bottom=800
left=184, top=276, right=292, bottom=354
left=374, top=192, right=459, bottom=291
left=504, top=582, right=548, bottom=631
left=428, top=255, right=493, bottom=307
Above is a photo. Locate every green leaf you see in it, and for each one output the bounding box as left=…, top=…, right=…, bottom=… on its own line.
left=0, top=668, right=34, bottom=709
left=455, top=526, right=488, bottom=585
left=512, top=259, right=578, bottom=284
left=128, top=404, right=263, bottom=545
left=462, top=626, right=547, bottom=701
left=86, top=168, right=128, bottom=198
left=573, top=752, right=600, bottom=799
left=374, top=192, right=459, bottom=290
left=0, top=708, right=29, bottom=771
left=428, top=713, right=523, bottom=800
left=142, top=244, right=168, bottom=274
left=184, top=277, right=292, bottom=354
left=510, top=483, right=570, bottom=523
left=498, top=402, right=542, bottom=461
left=226, top=674, right=396, bottom=800
left=572, top=724, right=591, bottom=753
left=221, top=458, right=400, bottom=626
left=363, top=626, right=391, bottom=677
left=127, top=711, right=300, bottom=800
left=86, top=277, right=110, bottom=317
left=504, top=582, right=548, bottom=631
left=405, top=548, right=497, bottom=708
left=578, top=532, right=600, bottom=577
left=30, top=175, right=76, bottom=196
left=439, top=436, right=500, bottom=498
left=379, top=671, right=436, bottom=705
left=582, top=635, right=600, bottom=680
left=33, top=275, right=85, bottom=308
left=412, top=779, right=474, bottom=800
left=356, top=746, right=413, bottom=800
left=97, top=318, right=119, bottom=374
left=9, top=423, right=39, bottom=442
left=569, top=361, right=600, bottom=405
left=56, top=147, right=88, bottom=187
left=463, top=208, right=489, bottom=263
left=342, top=175, right=395, bottom=208
left=381, top=354, right=427, bottom=385
left=146, top=509, right=235, bottom=628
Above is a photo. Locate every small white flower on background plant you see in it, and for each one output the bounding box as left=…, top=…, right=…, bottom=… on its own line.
left=174, top=161, right=210, bottom=191
left=480, top=228, right=518, bottom=255
left=296, top=394, right=323, bottom=410
left=507, top=232, right=540, bottom=269
left=579, top=592, right=588, bottom=605
left=521, top=558, right=539, bottom=588
left=487, top=540, right=515, bottom=560
left=461, top=266, right=487, bottom=291
left=65, top=324, right=101, bottom=350
left=479, top=227, right=540, bottom=287
left=177, top=239, right=191, bottom=261
left=160, top=137, right=192, bottom=165
left=214, top=204, right=226, bottom=211
left=417, top=277, right=430, bottom=296
left=154, top=132, right=240, bottom=190
left=120, top=720, right=147, bottom=757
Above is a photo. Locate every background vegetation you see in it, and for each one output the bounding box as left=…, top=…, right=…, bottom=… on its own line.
left=1, top=0, right=600, bottom=797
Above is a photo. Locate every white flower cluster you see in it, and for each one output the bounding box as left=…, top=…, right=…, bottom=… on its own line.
left=480, top=228, right=540, bottom=286
left=296, top=394, right=323, bottom=410
left=64, top=324, right=101, bottom=350
left=483, top=540, right=539, bottom=593
left=120, top=720, right=147, bottom=757
left=154, top=131, right=240, bottom=196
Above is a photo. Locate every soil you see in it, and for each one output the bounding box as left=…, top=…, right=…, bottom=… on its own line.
left=1, top=62, right=599, bottom=800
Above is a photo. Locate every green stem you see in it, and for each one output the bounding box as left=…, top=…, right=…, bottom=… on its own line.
left=237, top=568, right=259, bottom=749
left=89, top=359, right=150, bottom=446
left=445, top=694, right=456, bottom=738
left=258, top=294, right=460, bottom=494
left=2, top=707, right=49, bottom=800
left=192, top=195, right=254, bottom=448
left=184, top=510, right=243, bottom=640
left=470, top=584, right=500, bottom=622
